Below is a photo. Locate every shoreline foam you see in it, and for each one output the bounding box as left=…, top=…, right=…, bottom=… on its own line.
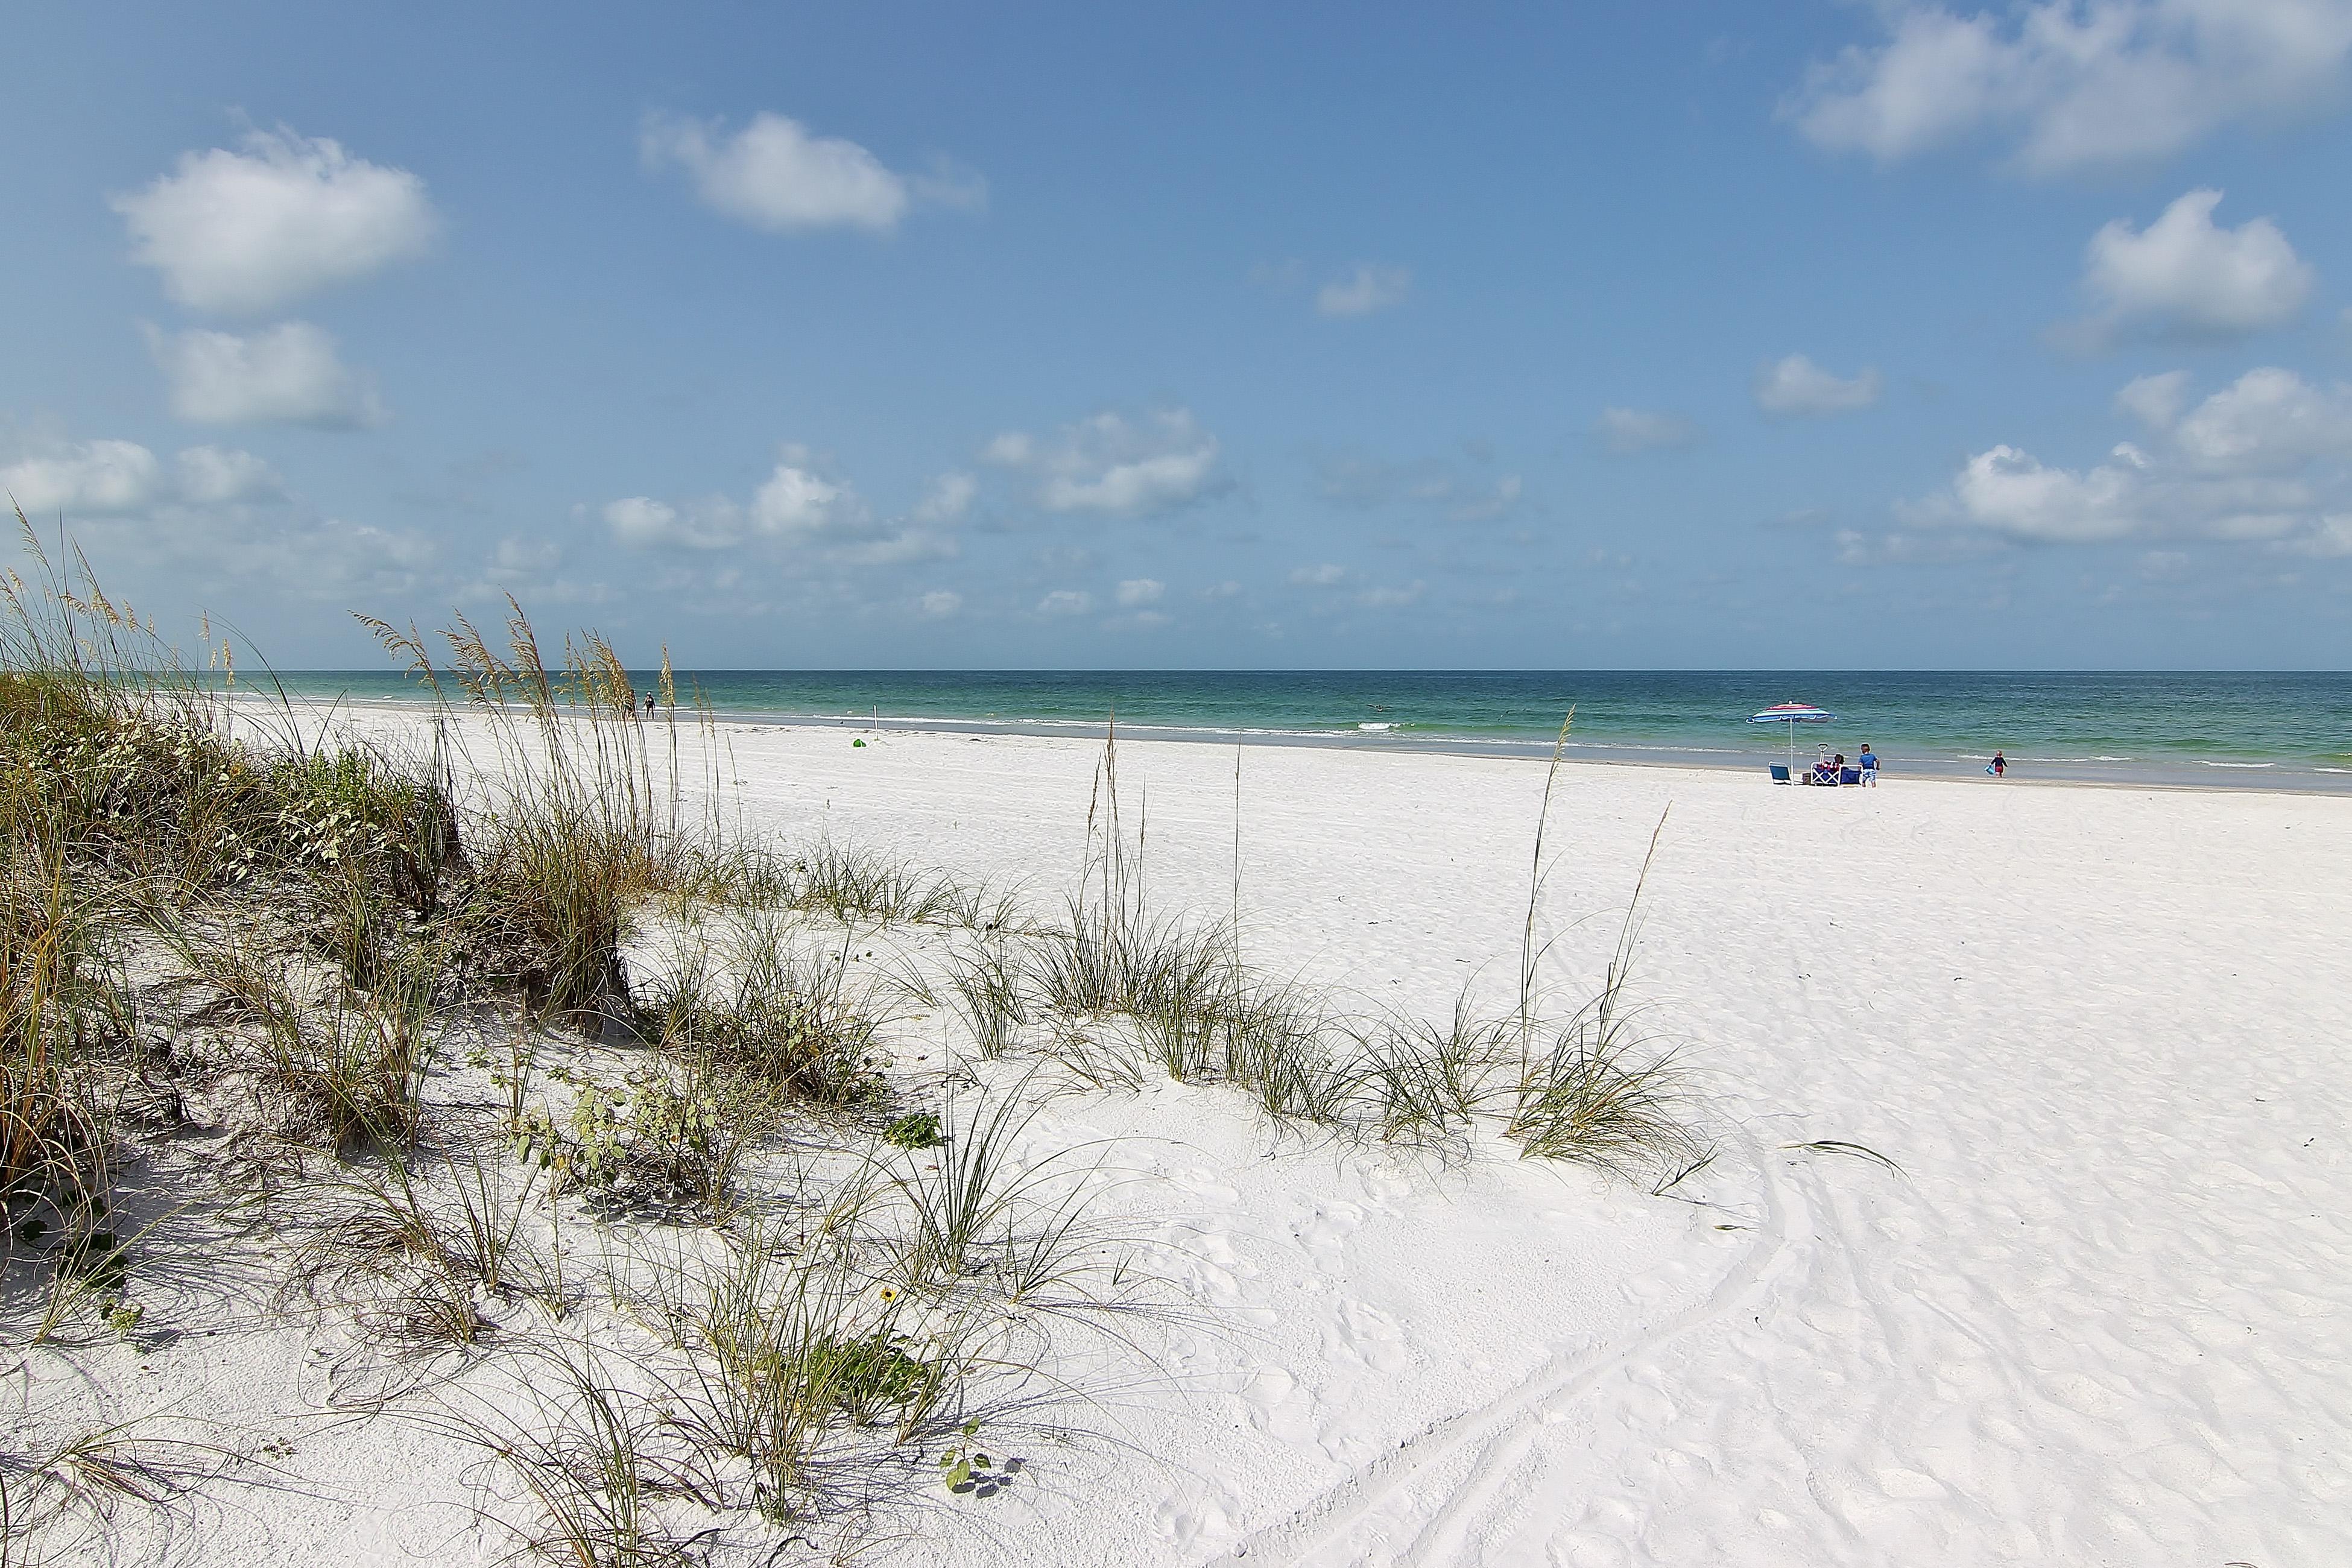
left=240, top=689, right=2352, bottom=795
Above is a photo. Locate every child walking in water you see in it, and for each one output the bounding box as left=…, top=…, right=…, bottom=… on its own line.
left=1991, top=750, right=2007, bottom=779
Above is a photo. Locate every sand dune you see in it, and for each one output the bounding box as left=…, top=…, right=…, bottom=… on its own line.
left=46, top=712, right=2352, bottom=1565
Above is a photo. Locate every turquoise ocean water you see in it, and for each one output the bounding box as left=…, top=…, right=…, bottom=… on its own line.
left=256, top=669, right=2352, bottom=791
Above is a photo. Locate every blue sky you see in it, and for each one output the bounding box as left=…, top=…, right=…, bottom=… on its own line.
left=7, top=1, right=2352, bottom=669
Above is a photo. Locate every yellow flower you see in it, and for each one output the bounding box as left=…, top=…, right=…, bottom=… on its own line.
left=878, top=1286, right=901, bottom=1304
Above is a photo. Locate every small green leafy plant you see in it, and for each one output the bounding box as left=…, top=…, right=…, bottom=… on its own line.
left=882, top=1111, right=942, bottom=1150
left=515, top=1066, right=743, bottom=1215
left=795, top=1331, right=929, bottom=1417
left=940, top=1420, right=987, bottom=1491
left=940, top=1418, right=1014, bottom=1496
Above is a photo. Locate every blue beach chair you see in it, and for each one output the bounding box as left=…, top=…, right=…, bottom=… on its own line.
left=1769, top=765, right=1791, bottom=784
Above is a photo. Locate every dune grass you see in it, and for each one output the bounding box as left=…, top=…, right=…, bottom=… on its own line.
left=0, top=530, right=1060, bottom=1556
left=637, top=910, right=879, bottom=1110
left=0, top=515, right=1713, bottom=1562
left=988, top=715, right=1707, bottom=1182
left=0, top=1419, right=224, bottom=1567
left=0, top=791, right=116, bottom=1224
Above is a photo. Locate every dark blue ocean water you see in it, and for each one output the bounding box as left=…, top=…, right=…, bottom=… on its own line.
left=254, top=669, right=2352, bottom=789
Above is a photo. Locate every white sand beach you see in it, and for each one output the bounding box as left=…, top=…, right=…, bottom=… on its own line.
left=728, top=724, right=2352, bottom=1567
left=33, top=716, right=2352, bottom=1567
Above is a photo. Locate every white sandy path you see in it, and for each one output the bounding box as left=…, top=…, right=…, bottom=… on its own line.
left=694, top=725, right=2351, bottom=1568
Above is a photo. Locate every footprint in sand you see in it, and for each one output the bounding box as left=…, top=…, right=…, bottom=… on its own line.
left=1168, top=1164, right=1244, bottom=1206
left=1154, top=1487, right=1241, bottom=1553
left=1145, top=1222, right=1277, bottom=1324
left=1323, top=1297, right=1412, bottom=1375
left=1295, top=1199, right=1365, bottom=1268
left=1146, top=1241, right=1246, bottom=1306
left=1234, top=1364, right=1317, bottom=1447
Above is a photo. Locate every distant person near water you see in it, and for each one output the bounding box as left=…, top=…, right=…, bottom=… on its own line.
left=1990, top=750, right=2007, bottom=779
left=1859, top=744, right=1878, bottom=785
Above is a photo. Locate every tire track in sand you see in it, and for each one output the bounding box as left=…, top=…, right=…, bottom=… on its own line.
left=1200, top=1130, right=1808, bottom=1567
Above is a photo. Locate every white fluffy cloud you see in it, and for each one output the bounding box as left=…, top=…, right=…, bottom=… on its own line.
left=111, top=127, right=437, bottom=314
left=1786, top=1, right=2352, bottom=175
left=0, top=426, right=446, bottom=615
left=1927, top=444, right=2147, bottom=543
left=2285, top=516, right=2352, bottom=556
left=1595, top=407, right=1701, bottom=455
left=472, top=536, right=606, bottom=609
left=1, top=436, right=282, bottom=516
left=985, top=408, right=1225, bottom=519
left=640, top=112, right=983, bottom=234
left=2116, top=369, right=2192, bottom=429
left=1114, top=577, right=1165, bottom=607
left=1754, top=354, right=1882, bottom=417
left=2078, top=189, right=2313, bottom=340
left=1902, top=366, right=2352, bottom=549
left=174, top=445, right=286, bottom=505
left=1036, top=589, right=1092, bottom=616
left=918, top=589, right=963, bottom=618
left=603, top=497, right=702, bottom=550
left=2170, top=366, right=2352, bottom=471
left=603, top=450, right=955, bottom=566
left=145, top=322, right=389, bottom=428
left=751, top=462, right=851, bottom=536
left=1316, top=264, right=1412, bottom=318
left=912, top=472, right=978, bottom=524
left=3, top=439, right=161, bottom=516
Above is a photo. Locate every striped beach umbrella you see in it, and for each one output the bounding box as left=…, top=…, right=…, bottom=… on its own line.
left=1748, top=700, right=1835, bottom=770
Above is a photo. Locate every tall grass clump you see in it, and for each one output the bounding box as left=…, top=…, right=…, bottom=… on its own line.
left=1345, top=997, right=1514, bottom=1150
left=1011, top=716, right=1706, bottom=1181
left=4, top=531, right=457, bottom=909
left=881, top=1083, right=1133, bottom=1323
left=144, top=913, right=440, bottom=1154
left=292, top=1139, right=551, bottom=1357
left=941, top=940, right=1029, bottom=1060
left=783, top=842, right=964, bottom=927
left=0, top=1421, right=219, bottom=1566
left=0, top=785, right=116, bottom=1219
left=1500, top=732, right=1708, bottom=1183
left=1506, top=984, right=1698, bottom=1177
left=659, top=1218, right=950, bottom=1519
left=365, top=602, right=665, bottom=1025
left=1034, top=723, right=1240, bottom=1027
left=0, top=516, right=469, bottom=1274
left=637, top=912, right=879, bottom=1109
left=457, top=1342, right=697, bottom=1567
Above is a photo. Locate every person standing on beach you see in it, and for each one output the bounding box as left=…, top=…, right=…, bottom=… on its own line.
left=1991, top=750, right=2006, bottom=779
